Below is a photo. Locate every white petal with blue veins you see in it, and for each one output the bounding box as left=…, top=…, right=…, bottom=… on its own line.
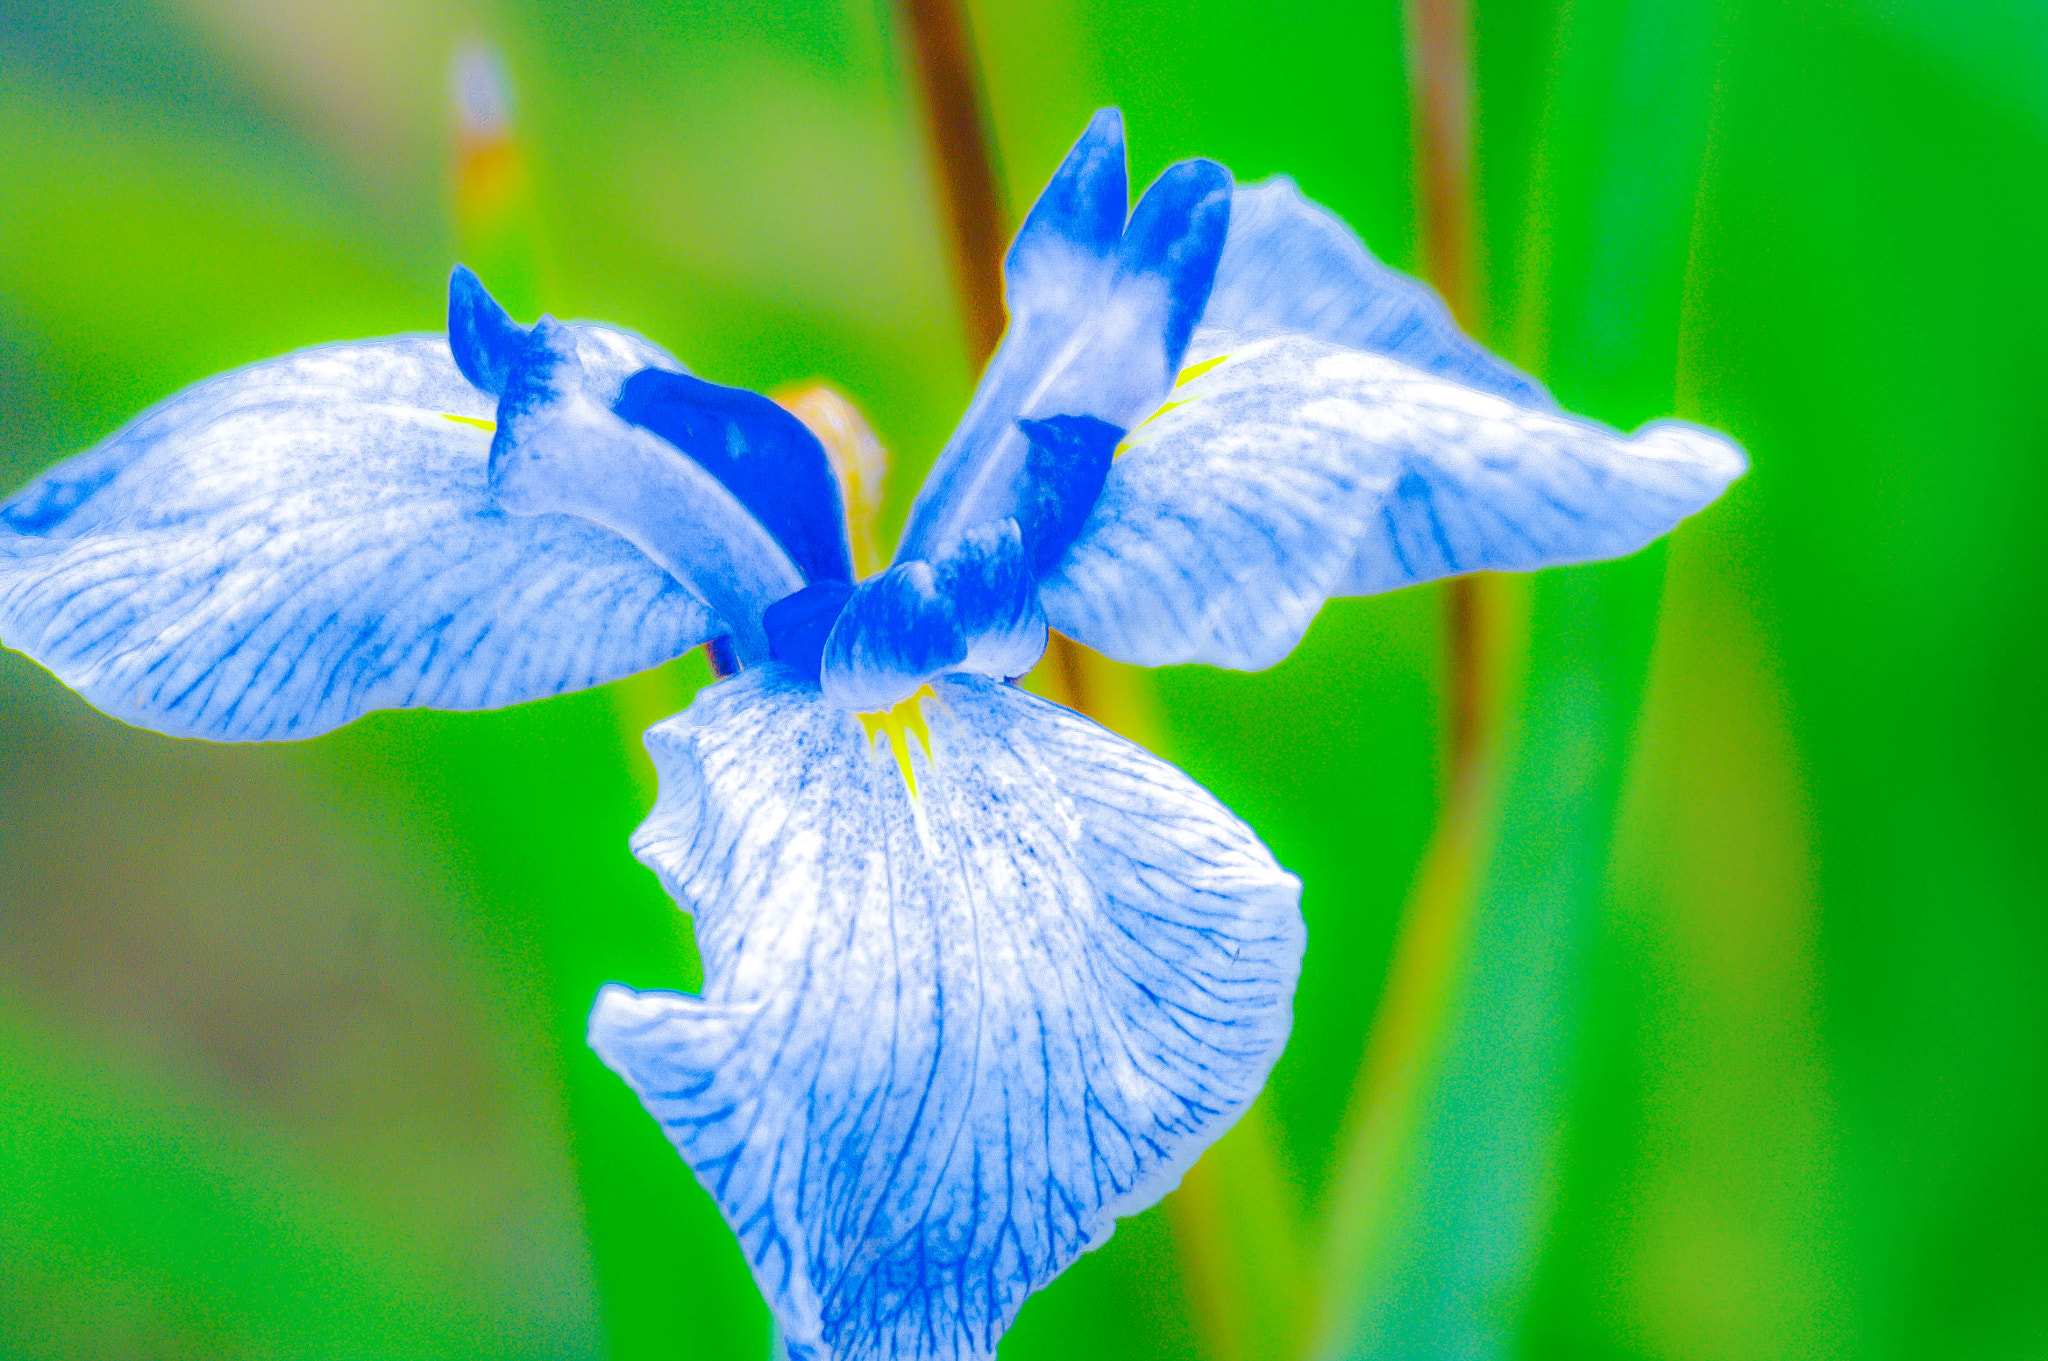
left=589, top=668, right=1303, bottom=1361
left=1192, top=176, right=1554, bottom=409
left=1041, top=335, right=1746, bottom=671
left=0, top=335, right=715, bottom=740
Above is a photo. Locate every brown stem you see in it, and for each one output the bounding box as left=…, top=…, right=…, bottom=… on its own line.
left=1408, top=0, right=1489, bottom=792
left=896, top=0, right=1010, bottom=364
left=1409, top=0, right=1474, bottom=326
left=1309, top=14, right=1502, bottom=1343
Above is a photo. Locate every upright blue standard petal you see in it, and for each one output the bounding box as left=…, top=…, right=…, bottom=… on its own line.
left=447, top=263, right=531, bottom=394
left=1003, top=106, right=1127, bottom=297
left=766, top=581, right=859, bottom=683
left=894, top=111, right=1232, bottom=563
left=589, top=669, right=1304, bottom=1361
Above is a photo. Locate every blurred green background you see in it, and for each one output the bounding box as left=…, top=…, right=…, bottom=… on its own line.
left=1, top=0, right=2043, bottom=1357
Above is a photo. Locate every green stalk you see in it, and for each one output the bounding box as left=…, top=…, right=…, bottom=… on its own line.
left=1311, top=0, right=1730, bottom=1353
left=0, top=998, right=507, bottom=1357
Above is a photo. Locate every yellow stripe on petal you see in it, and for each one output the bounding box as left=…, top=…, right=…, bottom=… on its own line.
left=1119, top=356, right=1231, bottom=454
left=442, top=414, right=497, bottom=432
left=859, top=686, right=937, bottom=797
left=1118, top=392, right=1204, bottom=458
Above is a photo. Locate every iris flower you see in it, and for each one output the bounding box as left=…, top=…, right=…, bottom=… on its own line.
left=0, top=110, right=1740, bottom=1359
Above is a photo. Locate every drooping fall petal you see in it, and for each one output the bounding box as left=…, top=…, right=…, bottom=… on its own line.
left=0, top=335, right=714, bottom=739
left=590, top=668, right=1304, bottom=1361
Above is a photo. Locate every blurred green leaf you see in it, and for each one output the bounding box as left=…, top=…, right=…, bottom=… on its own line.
left=1312, top=0, right=1738, bottom=1352
left=0, top=996, right=577, bottom=1359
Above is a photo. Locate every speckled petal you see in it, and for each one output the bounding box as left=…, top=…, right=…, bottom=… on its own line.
left=0, top=335, right=714, bottom=740
left=589, top=668, right=1303, bottom=1361
left=1192, top=176, right=1553, bottom=408
left=1042, top=334, right=1745, bottom=670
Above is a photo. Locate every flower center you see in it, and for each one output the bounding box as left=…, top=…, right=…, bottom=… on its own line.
left=858, top=686, right=937, bottom=796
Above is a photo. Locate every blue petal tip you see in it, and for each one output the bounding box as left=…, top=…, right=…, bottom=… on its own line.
left=1008, top=106, right=1130, bottom=277
left=1121, top=159, right=1234, bottom=368
left=447, top=265, right=530, bottom=396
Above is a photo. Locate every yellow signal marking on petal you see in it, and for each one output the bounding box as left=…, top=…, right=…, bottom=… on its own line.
left=858, top=686, right=937, bottom=797
left=1117, top=391, right=1205, bottom=457
left=1117, top=355, right=1232, bottom=455
left=1115, top=426, right=1165, bottom=458
left=442, top=413, right=497, bottom=431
